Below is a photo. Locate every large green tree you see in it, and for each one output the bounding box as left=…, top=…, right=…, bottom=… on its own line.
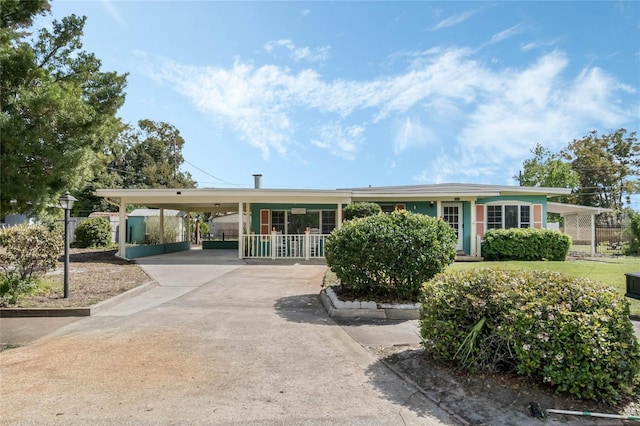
left=74, top=119, right=196, bottom=214
left=516, top=143, right=579, bottom=204
left=563, top=129, right=639, bottom=212
left=0, top=1, right=127, bottom=217
left=518, top=129, right=639, bottom=214
left=121, top=119, right=196, bottom=189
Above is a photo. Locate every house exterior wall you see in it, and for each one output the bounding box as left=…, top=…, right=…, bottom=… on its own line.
left=476, top=195, right=547, bottom=237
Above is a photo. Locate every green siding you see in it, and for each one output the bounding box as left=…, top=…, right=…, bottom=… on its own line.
left=125, top=242, right=191, bottom=259
left=476, top=195, right=547, bottom=205
left=463, top=202, right=471, bottom=254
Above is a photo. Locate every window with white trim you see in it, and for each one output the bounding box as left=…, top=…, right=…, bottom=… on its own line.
left=270, top=210, right=337, bottom=234
left=486, top=205, right=531, bottom=230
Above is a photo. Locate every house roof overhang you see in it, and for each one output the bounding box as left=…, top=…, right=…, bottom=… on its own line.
left=547, top=202, right=613, bottom=216
left=347, top=183, right=571, bottom=201
left=95, top=183, right=573, bottom=212
left=95, top=188, right=353, bottom=212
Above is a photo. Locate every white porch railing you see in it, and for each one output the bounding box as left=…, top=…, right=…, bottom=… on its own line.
left=242, top=232, right=328, bottom=259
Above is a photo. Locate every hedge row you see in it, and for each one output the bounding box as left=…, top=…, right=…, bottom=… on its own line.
left=483, top=228, right=571, bottom=261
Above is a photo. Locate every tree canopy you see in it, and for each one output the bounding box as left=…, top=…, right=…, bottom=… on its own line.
left=74, top=119, right=196, bottom=214
left=0, top=0, right=127, bottom=216
left=518, top=129, right=639, bottom=213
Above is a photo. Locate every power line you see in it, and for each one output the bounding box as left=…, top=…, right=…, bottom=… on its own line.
left=182, top=160, right=243, bottom=188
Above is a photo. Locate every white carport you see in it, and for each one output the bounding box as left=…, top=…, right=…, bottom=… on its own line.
left=547, top=202, right=613, bottom=256
left=94, top=188, right=352, bottom=260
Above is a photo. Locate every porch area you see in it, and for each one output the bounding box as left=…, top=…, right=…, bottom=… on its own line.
left=241, top=232, right=328, bottom=260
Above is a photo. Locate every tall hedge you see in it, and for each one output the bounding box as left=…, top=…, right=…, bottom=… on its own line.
left=483, top=228, right=571, bottom=261
left=421, top=268, right=640, bottom=403
left=325, top=210, right=456, bottom=301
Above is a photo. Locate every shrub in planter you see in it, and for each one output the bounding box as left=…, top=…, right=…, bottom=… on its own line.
left=483, top=228, right=571, bottom=261
left=325, top=210, right=456, bottom=301
left=421, top=268, right=640, bottom=403
left=74, top=217, right=112, bottom=248
left=343, top=202, right=382, bottom=220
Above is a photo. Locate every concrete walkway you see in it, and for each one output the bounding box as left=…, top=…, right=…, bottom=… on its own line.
left=0, top=250, right=454, bottom=425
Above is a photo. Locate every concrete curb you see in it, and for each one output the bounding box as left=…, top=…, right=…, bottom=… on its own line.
left=0, top=281, right=158, bottom=318
left=319, top=287, right=421, bottom=320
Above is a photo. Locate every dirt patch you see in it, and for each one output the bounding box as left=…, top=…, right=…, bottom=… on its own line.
left=11, top=248, right=151, bottom=308
left=371, top=344, right=639, bottom=425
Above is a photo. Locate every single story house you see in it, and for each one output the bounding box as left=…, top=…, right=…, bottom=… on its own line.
left=95, top=179, right=604, bottom=260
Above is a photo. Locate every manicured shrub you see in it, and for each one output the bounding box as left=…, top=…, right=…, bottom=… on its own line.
left=325, top=210, right=456, bottom=301
left=74, top=217, right=112, bottom=248
left=343, top=202, right=382, bottom=220
left=483, top=228, right=571, bottom=261
left=421, top=268, right=640, bottom=403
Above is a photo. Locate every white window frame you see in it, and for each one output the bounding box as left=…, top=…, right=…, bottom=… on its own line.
left=484, top=202, right=532, bottom=230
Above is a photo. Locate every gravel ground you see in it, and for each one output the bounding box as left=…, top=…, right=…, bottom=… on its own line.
left=11, top=248, right=151, bottom=308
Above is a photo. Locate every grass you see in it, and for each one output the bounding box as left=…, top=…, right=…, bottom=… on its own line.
left=451, top=257, right=640, bottom=316
left=324, top=256, right=640, bottom=316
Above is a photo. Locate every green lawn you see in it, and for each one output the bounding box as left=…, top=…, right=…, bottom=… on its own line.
left=452, top=257, right=640, bottom=316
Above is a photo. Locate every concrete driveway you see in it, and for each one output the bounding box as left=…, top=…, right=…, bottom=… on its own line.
left=0, top=250, right=454, bottom=425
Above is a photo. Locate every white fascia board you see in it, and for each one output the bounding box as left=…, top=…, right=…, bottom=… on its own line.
left=547, top=202, right=613, bottom=216
left=352, top=192, right=500, bottom=200
left=95, top=188, right=352, bottom=206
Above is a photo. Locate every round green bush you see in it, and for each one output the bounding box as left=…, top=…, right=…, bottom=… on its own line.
left=483, top=228, right=571, bottom=261
left=343, top=202, right=382, bottom=220
left=421, top=268, right=640, bottom=403
left=74, top=217, right=112, bottom=248
left=325, top=210, right=457, bottom=301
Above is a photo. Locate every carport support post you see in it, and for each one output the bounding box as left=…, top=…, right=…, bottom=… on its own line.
left=590, top=214, right=595, bottom=256
left=160, top=208, right=165, bottom=244
left=118, top=199, right=127, bottom=258
left=238, top=202, right=243, bottom=259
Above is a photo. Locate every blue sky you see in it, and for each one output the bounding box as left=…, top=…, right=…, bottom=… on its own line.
left=41, top=1, right=639, bottom=199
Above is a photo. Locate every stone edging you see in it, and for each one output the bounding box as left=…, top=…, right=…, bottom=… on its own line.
left=319, top=287, right=420, bottom=320
left=0, top=281, right=158, bottom=318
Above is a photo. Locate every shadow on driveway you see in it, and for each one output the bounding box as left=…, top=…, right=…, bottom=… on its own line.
left=272, top=294, right=334, bottom=325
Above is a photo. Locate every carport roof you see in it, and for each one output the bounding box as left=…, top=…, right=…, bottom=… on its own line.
left=95, top=188, right=353, bottom=212
left=547, top=202, right=612, bottom=216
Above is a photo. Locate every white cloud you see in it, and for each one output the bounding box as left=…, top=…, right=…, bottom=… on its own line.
left=430, top=9, right=478, bottom=31
left=393, top=117, right=433, bottom=155
left=521, top=39, right=559, bottom=52
left=145, top=46, right=635, bottom=172
left=490, top=23, right=524, bottom=44
left=311, top=122, right=365, bottom=159
left=264, top=39, right=330, bottom=63
left=99, top=0, right=126, bottom=27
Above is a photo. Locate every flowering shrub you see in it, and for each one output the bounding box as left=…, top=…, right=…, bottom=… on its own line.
left=483, top=228, right=571, bottom=261
left=325, top=210, right=456, bottom=301
left=421, top=268, right=640, bottom=403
